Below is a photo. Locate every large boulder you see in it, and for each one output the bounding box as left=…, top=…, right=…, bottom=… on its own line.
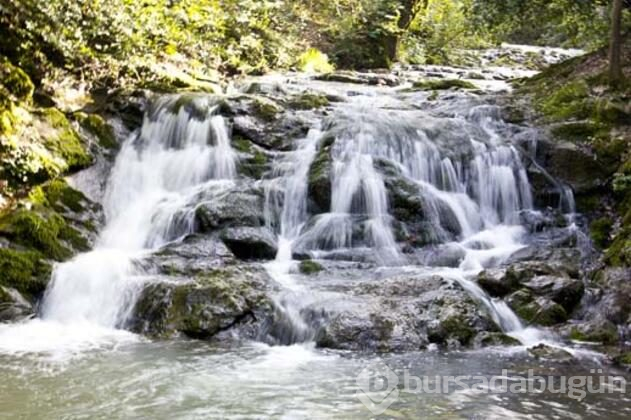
left=220, top=227, right=278, bottom=260
left=315, top=274, right=501, bottom=351
left=194, top=183, right=266, bottom=231
left=0, top=286, right=34, bottom=321
left=534, top=139, right=608, bottom=194
left=129, top=265, right=274, bottom=339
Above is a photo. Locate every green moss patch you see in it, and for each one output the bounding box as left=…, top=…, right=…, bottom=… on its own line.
left=411, top=79, right=476, bottom=91
left=76, top=113, right=118, bottom=149
left=0, top=248, right=51, bottom=295
left=288, top=93, right=329, bottom=110
left=37, top=108, right=92, bottom=170
left=299, top=260, right=323, bottom=274
left=0, top=57, right=34, bottom=102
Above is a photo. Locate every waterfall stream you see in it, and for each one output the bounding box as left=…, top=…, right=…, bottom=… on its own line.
left=0, top=95, right=238, bottom=353
left=2, top=76, right=567, bottom=353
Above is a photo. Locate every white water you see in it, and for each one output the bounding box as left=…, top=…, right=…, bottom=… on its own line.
left=0, top=95, right=237, bottom=356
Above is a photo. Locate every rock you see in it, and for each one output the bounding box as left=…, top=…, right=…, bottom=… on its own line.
left=506, top=289, right=568, bottom=326
left=528, top=344, right=573, bottom=362
left=299, top=260, right=323, bottom=274
left=129, top=265, right=273, bottom=339
left=315, top=274, right=501, bottom=351
left=523, top=275, right=584, bottom=313
left=228, top=96, right=310, bottom=151
left=148, top=235, right=235, bottom=275
left=195, top=183, right=266, bottom=231
left=574, top=267, right=631, bottom=344
left=0, top=286, right=34, bottom=321
left=563, top=320, right=619, bottom=344
left=315, top=71, right=400, bottom=86
left=307, top=137, right=333, bottom=214
left=473, top=332, right=521, bottom=348
left=220, top=227, right=278, bottom=260
left=535, top=139, right=607, bottom=194
left=477, top=268, right=518, bottom=297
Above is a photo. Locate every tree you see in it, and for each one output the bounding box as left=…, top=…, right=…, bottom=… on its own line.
left=383, top=0, right=430, bottom=63
left=609, top=0, right=624, bottom=85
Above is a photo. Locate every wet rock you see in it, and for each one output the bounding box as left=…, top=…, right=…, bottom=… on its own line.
left=477, top=268, right=518, bottom=297
left=299, top=260, right=324, bottom=274
left=535, top=139, right=607, bottom=194
left=129, top=265, right=274, bottom=339
left=0, top=286, right=34, bottom=321
left=506, top=289, right=568, bottom=326
left=473, top=332, right=521, bottom=348
left=228, top=96, right=310, bottom=151
left=148, top=235, right=235, bottom=275
left=562, top=319, right=619, bottom=344
left=527, top=344, right=573, bottom=362
left=315, top=71, right=400, bottom=86
left=220, top=227, right=278, bottom=260
left=195, top=183, right=266, bottom=231
left=523, top=275, right=584, bottom=313
left=307, top=137, right=333, bottom=214
left=575, top=267, right=631, bottom=344
left=315, top=274, right=501, bottom=351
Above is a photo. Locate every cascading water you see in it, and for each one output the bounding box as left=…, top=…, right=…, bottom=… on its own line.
left=0, top=94, right=237, bottom=353
left=265, top=96, right=552, bottom=346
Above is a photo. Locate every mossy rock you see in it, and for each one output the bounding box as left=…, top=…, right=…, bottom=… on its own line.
left=288, top=93, right=329, bottom=110
left=614, top=352, right=631, bottom=366
left=299, top=260, right=323, bottom=274
left=475, top=332, right=521, bottom=347
left=428, top=315, right=476, bottom=346
left=0, top=248, right=51, bottom=296
left=0, top=57, right=34, bottom=102
left=569, top=323, right=618, bottom=345
left=0, top=209, right=72, bottom=260
left=507, top=289, right=568, bottom=326
left=37, top=108, right=92, bottom=170
left=252, top=99, right=282, bottom=122
left=307, top=138, right=333, bottom=213
left=76, top=113, right=118, bottom=150
left=29, top=179, right=87, bottom=213
left=537, top=80, right=592, bottom=122
left=411, top=79, right=476, bottom=91
left=590, top=217, right=613, bottom=249
left=550, top=121, right=601, bottom=143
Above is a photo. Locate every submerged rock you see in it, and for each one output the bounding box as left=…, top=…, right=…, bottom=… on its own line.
left=527, top=344, right=574, bottom=362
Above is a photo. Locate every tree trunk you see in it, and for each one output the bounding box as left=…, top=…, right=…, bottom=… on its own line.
left=609, top=0, right=624, bottom=85
left=384, top=0, right=430, bottom=64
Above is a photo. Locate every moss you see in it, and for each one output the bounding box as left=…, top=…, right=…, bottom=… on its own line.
left=538, top=80, right=592, bottom=122
left=252, top=99, right=281, bottom=122
left=0, top=248, right=51, bottom=295
left=299, top=260, right=323, bottom=274
left=438, top=316, right=475, bottom=345
left=307, top=141, right=333, bottom=212
left=29, top=179, right=86, bottom=213
left=0, top=58, right=34, bottom=102
left=231, top=135, right=254, bottom=153
left=606, top=233, right=631, bottom=267
left=614, top=352, right=631, bottom=366
left=288, top=93, right=329, bottom=110
left=569, top=326, right=618, bottom=345
left=411, top=79, right=476, bottom=91
left=509, top=290, right=567, bottom=326
left=478, top=332, right=521, bottom=347
left=550, top=121, right=601, bottom=143
left=590, top=217, right=613, bottom=249
left=37, top=108, right=92, bottom=170
left=0, top=209, right=71, bottom=260
left=76, top=113, right=118, bottom=149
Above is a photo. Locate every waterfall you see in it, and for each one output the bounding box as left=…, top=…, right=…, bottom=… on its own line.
left=0, top=95, right=237, bottom=351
